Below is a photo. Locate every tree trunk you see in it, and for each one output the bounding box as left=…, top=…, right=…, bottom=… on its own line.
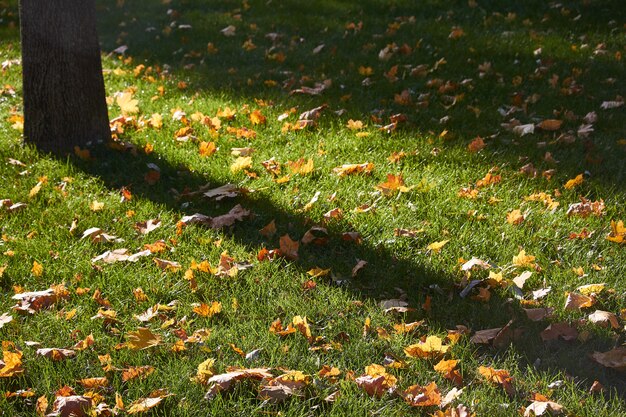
left=19, top=0, right=110, bottom=154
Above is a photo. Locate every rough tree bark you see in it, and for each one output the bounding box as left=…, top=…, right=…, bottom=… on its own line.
left=19, top=0, right=110, bottom=154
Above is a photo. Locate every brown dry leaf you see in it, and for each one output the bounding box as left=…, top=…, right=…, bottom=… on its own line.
left=199, top=141, right=217, bottom=157
left=209, top=205, right=251, bottom=229
left=506, top=209, right=525, bottom=225
left=540, top=322, right=578, bottom=342
left=537, top=119, right=563, bottom=131
left=523, top=308, right=554, bottom=322
left=72, top=334, right=95, bottom=351
left=434, top=359, right=463, bottom=385
left=279, top=234, right=299, bottom=260
left=564, top=292, right=596, bottom=310
left=402, top=381, right=442, bottom=407
left=351, top=259, right=368, bottom=277
left=36, top=395, right=48, bottom=416
left=125, top=327, right=162, bottom=350
left=292, top=315, right=312, bottom=341
left=48, top=395, right=92, bottom=417
left=122, top=366, right=155, bottom=382
left=259, top=220, right=276, bottom=238
left=153, top=258, right=182, bottom=272
left=566, top=198, right=605, bottom=217
left=332, top=162, right=374, bottom=177
left=126, top=391, right=171, bottom=415
left=355, top=364, right=397, bottom=397
left=590, top=347, right=626, bottom=371
left=323, top=208, right=343, bottom=220
left=404, top=335, right=449, bottom=358
left=36, top=348, right=76, bottom=361
left=468, top=136, right=486, bottom=152
left=12, top=288, right=67, bottom=314
left=134, top=219, right=161, bottom=235
left=524, top=400, right=564, bottom=416
left=269, top=318, right=297, bottom=337
left=478, top=366, right=514, bottom=396
left=204, top=368, right=273, bottom=400
left=588, top=310, right=620, bottom=329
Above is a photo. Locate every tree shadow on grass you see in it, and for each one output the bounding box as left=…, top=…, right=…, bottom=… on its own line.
left=66, top=141, right=626, bottom=400
left=94, top=0, right=626, bottom=190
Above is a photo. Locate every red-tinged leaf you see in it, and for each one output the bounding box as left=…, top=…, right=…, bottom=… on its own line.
left=537, top=119, right=563, bottom=131
left=402, top=381, right=441, bottom=407
left=566, top=198, right=605, bottom=217
left=355, top=369, right=397, bottom=397
left=468, top=136, right=486, bottom=152
left=259, top=220, right=276, bottom=238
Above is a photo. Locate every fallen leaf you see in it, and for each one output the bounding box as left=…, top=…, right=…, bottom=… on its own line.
left=204, top=368, right=273, bottom=400
left=564, top=292, right=596, bottom=310
left=588, top=310, right=620, bottom=329
left=36, top=348, right=76, bottom=360
left=427, top=240, right=449, bottom=253
left=512, top=250, right=535, bottom=268
left=590, top=347, right=626, bottom=371
left=122, top=366, right=155, bottom=382
left=524, top=400, right=564, bottom=416
left=125, top=328, right=162, bottom=350
left=540, top=322, right=578, bottom=342
left=478, top=366, right=514, bottom=396
left=404, top=335, right=449, bottom=358
left=279, top=234, right=299, bottom=260
left=402, top=381, right=441, bottom=407
left=47, top=395, right=92, bottom=417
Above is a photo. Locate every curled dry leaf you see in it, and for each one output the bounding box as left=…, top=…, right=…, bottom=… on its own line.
left=461, top=257, right=491, bottom=271
left=564, top=292, right=595, bottom=310
left=126, top=391, right=171, bottom=415
left=524, top=400, right=564, bottom=416
left=478, top=366, right=515, bottom=396
left=133, top=219, right=161, bottom=234
left=46, top=395, right=92, bottom=417
left=122, top=365, right=155, bottom=382
left=36, top=348, right=76, bottom=361
left=566, top=198, right=605, bottom=217
left=278, top=234, right=299, bottom=260
left=332, top=162, right=374, bottom=177
left=355, top=364, right=397, bottom=397
left=588, top=310, right=620, bottom=329
left=540, top=322, right=578, bottom=342
left=590, top=347, right=626, bottom=371
left=402, top=381, right=441, bottom=407
left=0, top=312, right=13, bottom=328
left=204, top=368, right=273, bottom=400
left=523, top=308, right=554, bottom=322
left=12, top=288, right=67, bottom=315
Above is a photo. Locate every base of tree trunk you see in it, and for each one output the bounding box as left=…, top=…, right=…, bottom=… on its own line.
left=19, top=0, right=110, bottom=154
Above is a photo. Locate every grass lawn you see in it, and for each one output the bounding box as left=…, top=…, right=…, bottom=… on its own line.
left=0, top=0, right=625, bottom=415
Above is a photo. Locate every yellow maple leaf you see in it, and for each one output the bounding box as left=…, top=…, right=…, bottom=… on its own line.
left=564, top=174, right=584, bottom=190
left=116, top=91, right=139, bottom=115
left=512, top=249, right=535, bottom=267
left=404, top=335, right=449, bottom=358
left=230, top=156, right=253, bottom=173
left=347, top=119, right=364, bottom=130
left=125, top=327, right=162, bottom=350
left=249, top=109, right=266, bottom=125
left=606, top=220, right=625, bottom=243
left=427, top=240, right=449, bottom=253
left=199, top=141, right=217, bottom=157
left=149, top=113, right=163, bottom=129
left=192, top=301, right=222, bottom=318
left=191, top=358, right=215, bottom=385
left=31, top=261, right=43, bottom=277
left=506, top=209, right=525, bottom=225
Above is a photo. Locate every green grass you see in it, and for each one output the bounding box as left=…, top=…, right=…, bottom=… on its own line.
left=1, top=0, right=625, bottom=415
